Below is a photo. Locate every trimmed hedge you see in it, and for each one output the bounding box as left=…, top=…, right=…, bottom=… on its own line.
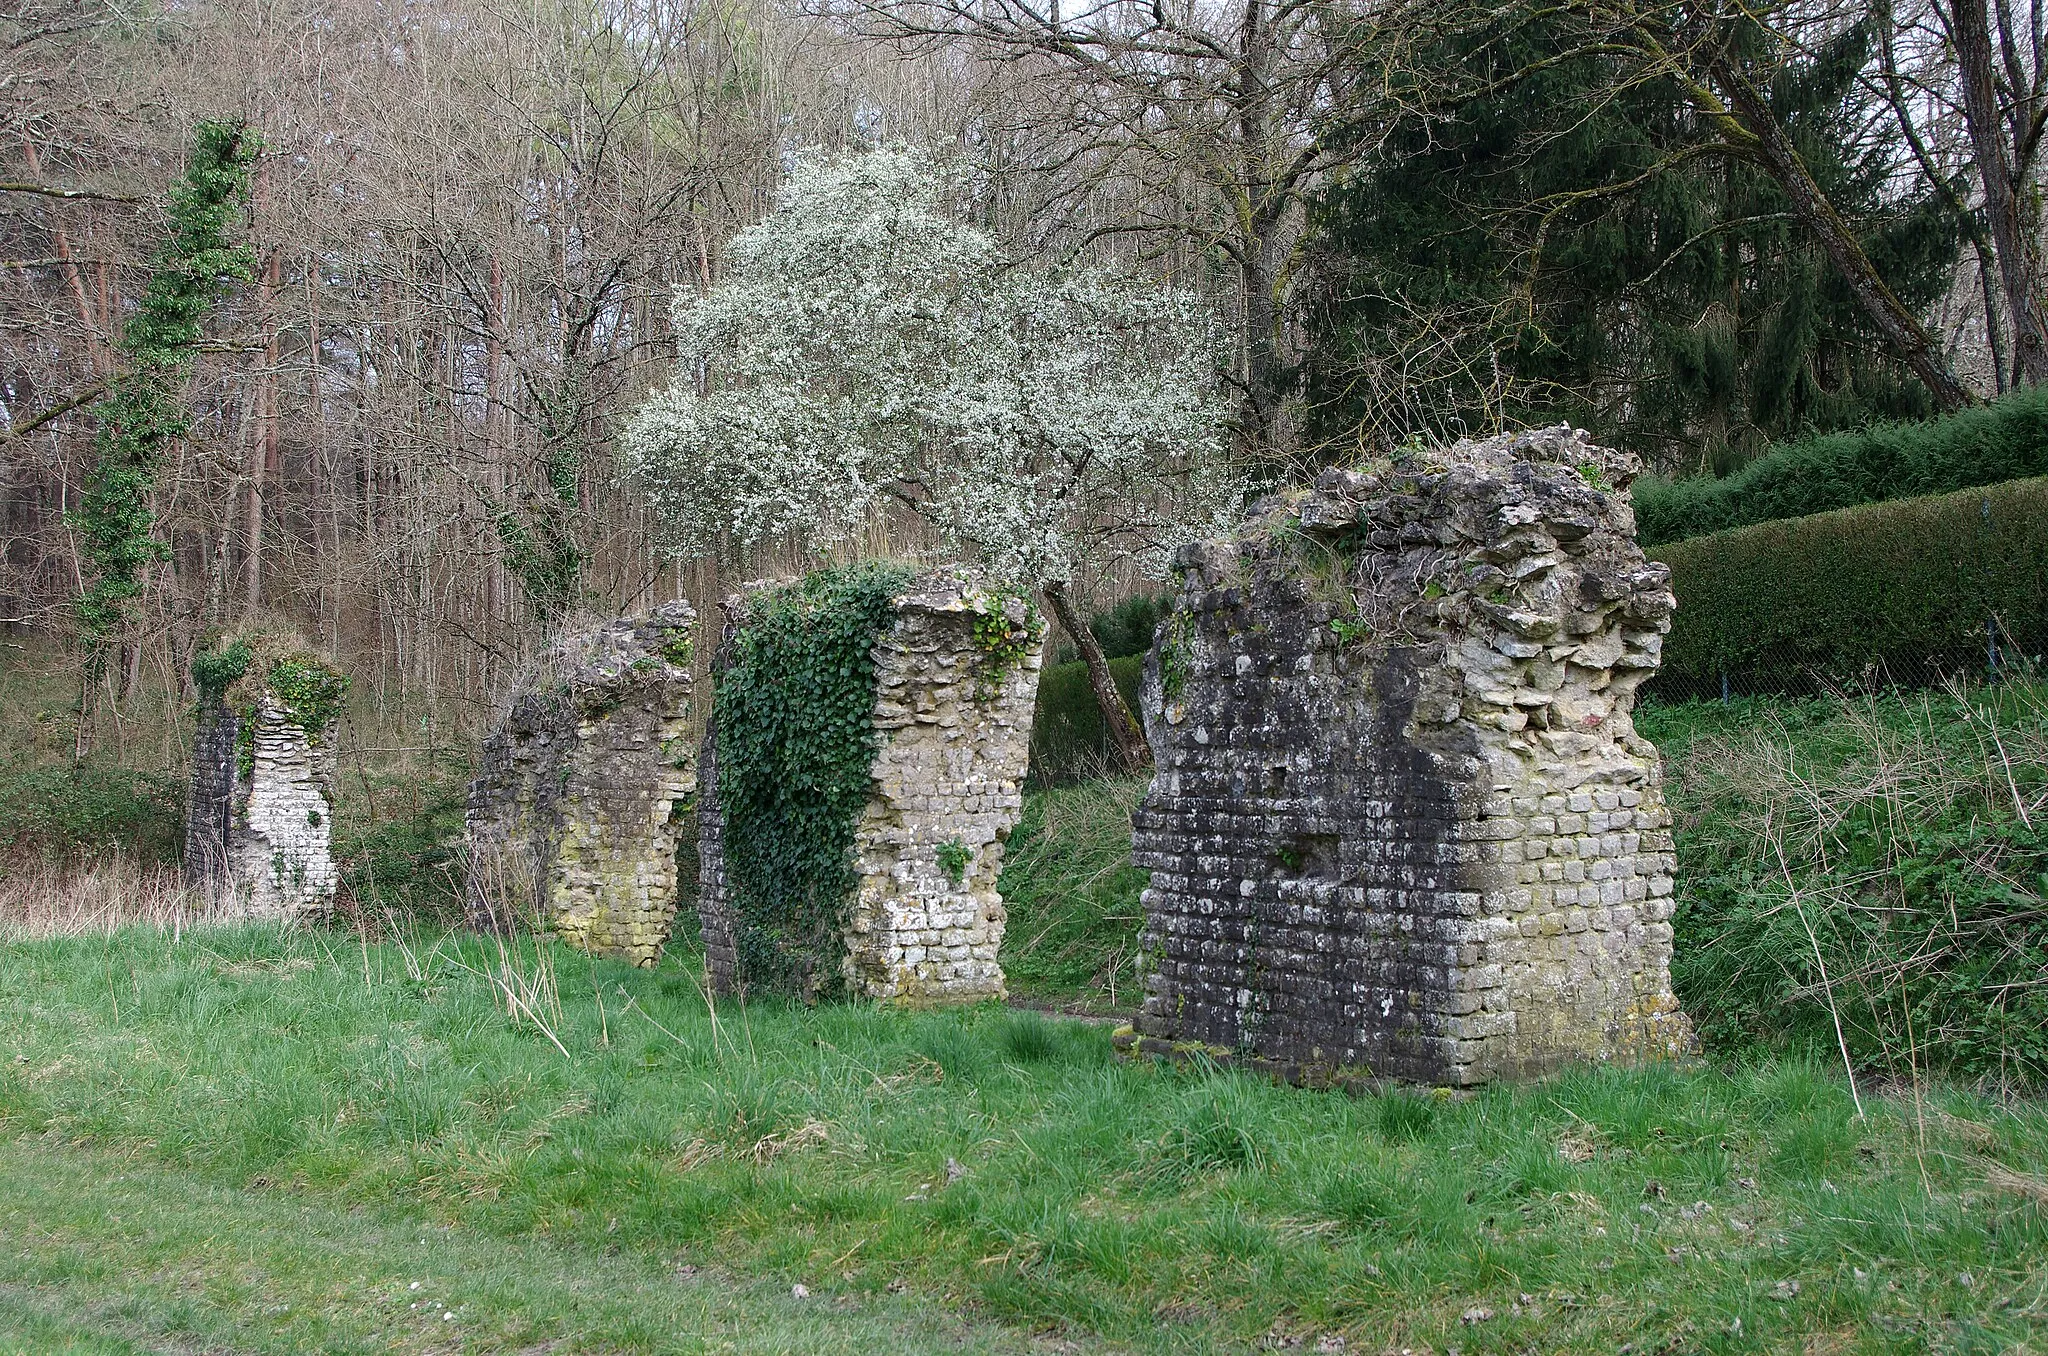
left=1650, top=475, right=2048, bottom=699
left=1636, top=384, right=2048, bottom=546
left=1028, top=656, right=1144, bottom=784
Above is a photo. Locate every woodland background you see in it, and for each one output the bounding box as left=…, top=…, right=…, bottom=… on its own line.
left=0, top=0, right=2037, bottom=746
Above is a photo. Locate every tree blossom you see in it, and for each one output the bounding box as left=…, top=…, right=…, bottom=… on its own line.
left=621, top=147, right=1237, bottom=588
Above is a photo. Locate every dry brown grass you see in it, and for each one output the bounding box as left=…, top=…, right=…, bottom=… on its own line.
left=0, top=850, right=215, bottom=941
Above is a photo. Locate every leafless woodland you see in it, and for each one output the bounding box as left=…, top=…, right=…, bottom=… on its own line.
left=1, top=0, right=2040, bottom=747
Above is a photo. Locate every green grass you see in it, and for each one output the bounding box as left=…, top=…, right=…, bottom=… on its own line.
left=997, top=777, right=1149, bottom=1008
left=4, top=926, right=2046, bottom=1352
left=0, top=1132, right=1037, bottom=1355
left=1639, top=681, right=2048, bottom=1086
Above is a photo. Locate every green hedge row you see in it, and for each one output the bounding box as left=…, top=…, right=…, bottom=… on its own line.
left=1636, top=384, right=2048, bottom=546
left=1028, top=655, right=1144, bottom=784
left=1650, top=476, right=2048, bottom=698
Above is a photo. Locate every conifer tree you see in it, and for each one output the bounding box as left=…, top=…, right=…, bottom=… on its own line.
left=1307, top=17, right=1962, bottom=471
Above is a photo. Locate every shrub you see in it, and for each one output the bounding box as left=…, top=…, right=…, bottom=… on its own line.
left=1050, top=591, right=1172, bottom=665
left=1028, top=656, right=1144, bottom=785
left=332, top=778, right=466, bottom=922
left=1635, top=383, right=2048, bottom=545
left=1649, top=475, right=2048, bottom=700
left=0, top=763, right=183, bottom=861
left=1649, top=682, right=2048, bottom=1087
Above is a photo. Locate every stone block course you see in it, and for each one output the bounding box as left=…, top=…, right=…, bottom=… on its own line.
left=1125, top=426, right=1694, bottom=1086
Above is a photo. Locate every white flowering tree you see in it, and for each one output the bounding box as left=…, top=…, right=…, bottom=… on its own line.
left=622, top=147, right=1236, bottom=769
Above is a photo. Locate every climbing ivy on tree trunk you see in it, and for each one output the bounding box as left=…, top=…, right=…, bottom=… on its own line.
left=69, top=119, right=259, bottom=759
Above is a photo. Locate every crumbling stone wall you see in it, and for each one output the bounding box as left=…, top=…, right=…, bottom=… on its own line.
left=698, top=572, right=1041, bottom=1004
left=185, top=665, right=341, bottom=920
left=465, top=602, right=696, bottom=966
left=1124, top=426, right=1693, bottom=1086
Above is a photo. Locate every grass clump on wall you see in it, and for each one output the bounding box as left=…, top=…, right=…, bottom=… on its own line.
left=1641, top=683, right=2048, bottom=1087
left=714, top=561, right=913, bottom=999
left=1649, top=475, right=2048, bottom=699
left=1635, top=383, right=2048, bottom=546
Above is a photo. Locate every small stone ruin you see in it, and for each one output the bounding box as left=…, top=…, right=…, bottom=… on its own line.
left=464, top=602, right=696, bottom=966
left=1124, top=426, right=1693, bottom=1086
left=698, top=571, right=1042, bottom=1004
left=185, top=642, right=345, bottom=919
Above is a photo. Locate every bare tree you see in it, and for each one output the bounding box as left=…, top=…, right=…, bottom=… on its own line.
left=839, top=0, right=1397, bottom=465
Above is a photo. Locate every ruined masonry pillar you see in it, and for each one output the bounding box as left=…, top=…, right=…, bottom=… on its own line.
left=184, top=646, right=344, bottom=919
left=698, top=573, right=1042, bottom=1005
left=465, top=602, right=696, bottom=966
left=1123, top=426, right=1694, bottom=1086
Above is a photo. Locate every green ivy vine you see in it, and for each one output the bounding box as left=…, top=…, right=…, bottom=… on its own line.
left=714, top=561, right=913, bottom=999
left=191, top=634, right=348, bottom=780
left=969, top=592, right=1044, bottom=700
left=72, top=121, right=259, bottom=664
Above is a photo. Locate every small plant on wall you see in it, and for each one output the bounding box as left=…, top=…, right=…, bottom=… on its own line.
left=936, top=838, right=972, bottom=885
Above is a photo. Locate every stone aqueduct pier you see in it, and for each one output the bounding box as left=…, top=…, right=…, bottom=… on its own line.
left=450, top=428, right=1689, bottom=1083
left=697, top=572, right=1042, bottom=1005
left=1121, top=427, right=1692, bottom=1086
left=464, top=603, right=699, bottom=966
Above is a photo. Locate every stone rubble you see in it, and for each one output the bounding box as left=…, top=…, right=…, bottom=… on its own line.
left=698, top=571, right=1041, bottom=1005
left=465, top=602, right=696, bottom=966
left=1123, top=425, right=1694, bottom=1086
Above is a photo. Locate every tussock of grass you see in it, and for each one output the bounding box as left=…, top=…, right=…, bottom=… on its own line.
left=3, top=926, right=2044, bottom=1352
left=997, top=777, right=1149, bottom=1006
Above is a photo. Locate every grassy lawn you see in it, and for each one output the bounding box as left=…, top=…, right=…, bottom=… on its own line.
left=0, top=1132, right=1041, bottom=1355
left=2, top=928, right=2044, bottom=1353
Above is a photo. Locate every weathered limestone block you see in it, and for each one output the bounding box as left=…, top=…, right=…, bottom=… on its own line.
left=465, top=602, right=696, bottom=966
left=1125, top=426, right=1694, bottom=1086
left=184, top=648, right=343, bottom=920
left=698, top=571, right=1042, bottom=1005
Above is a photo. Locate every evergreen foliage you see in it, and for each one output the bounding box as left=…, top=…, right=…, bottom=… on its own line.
left=713, top=562, right=914, bottom=998
left=189, top=638, right=253, bottom=694
left=1029, top=656, right=1145, bottom=783
left=0, top=764, right=183, bottom=861
left=1051, top=592, right=1172, bottom=665
left=1649, top=476, right=2048, bottom=697
left=71, top=121, right=259, bottom=649
left=1306, top=17, right=1960, bottom=469
left=1636, top=385, right=2048, bottom=544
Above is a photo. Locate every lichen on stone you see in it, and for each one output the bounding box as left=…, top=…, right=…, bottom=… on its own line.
left=464, top=601, right=697, bottom=967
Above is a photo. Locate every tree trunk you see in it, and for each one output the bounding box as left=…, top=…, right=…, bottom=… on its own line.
left=1709, top=59, right=1977, bottom=411
left=1950, top=0, right=2048, bottom=385
left=1042, top=579, right=1150, bottom=773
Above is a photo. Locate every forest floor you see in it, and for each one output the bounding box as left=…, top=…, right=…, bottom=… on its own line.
left=3, top=926, right=2045, bottom=1354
